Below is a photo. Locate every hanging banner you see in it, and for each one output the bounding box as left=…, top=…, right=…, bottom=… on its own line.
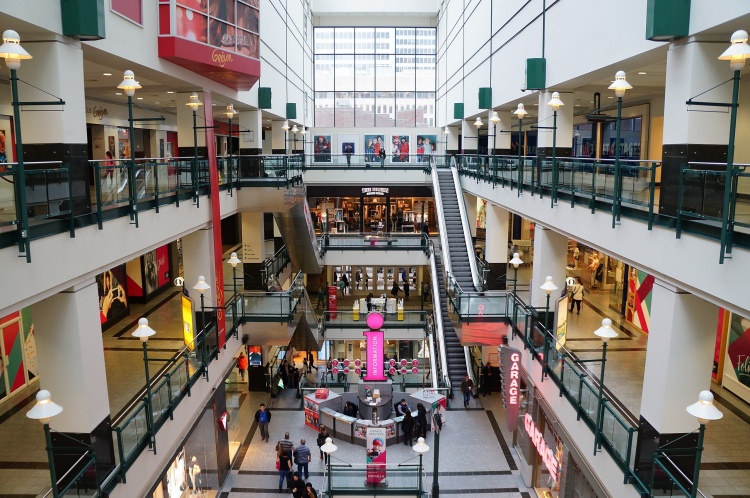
left=182, top=294, right=195, bottom=351
left=365, top=426, right=387, bottom=485
left=555, top=296, right=568, bottom=351
left=328, top=285, right=338, bottom=319
left=501, top=346, right=522, bottom=432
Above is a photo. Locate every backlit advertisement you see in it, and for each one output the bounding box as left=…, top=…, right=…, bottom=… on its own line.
left=173, top=0, right=259, bottom=58
left=182, top=294, right=196, bottom=351
left=366, top=426, right=386, bottom=484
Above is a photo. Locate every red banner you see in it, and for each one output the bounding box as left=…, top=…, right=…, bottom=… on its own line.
left=328, top=285, right=338, bottom=319
left=203, top=93, right=226, bottom=349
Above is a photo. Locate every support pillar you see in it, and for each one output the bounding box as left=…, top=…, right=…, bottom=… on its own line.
left=485, top=202, right=509, bottom=290
left=660, top=38, right=733, bottom=216
left=31, top=280, right=115, bottom=477
left=461, top=119, right=477, bottom=154
left=176, top=92, right=207, bottom=158
left=445, top=126, right=459, bottom=155
left=17, top=37, right=89, bottom=213
left=529, top=226, right=566, bottom=305
left=633, top=281, right=719, bottom=484
left=240, top=212, right=266, bottom=290
left=271, top=121, right=286, bottom=154
left=492, top=111, right=513, bottom=155
left=536, top=91, right=574, bottom=158
left=463, top=191, right=477, bottom=241
left=182, top=228, right=219, bottom=326
left=239, top=110, right=263, bottom=156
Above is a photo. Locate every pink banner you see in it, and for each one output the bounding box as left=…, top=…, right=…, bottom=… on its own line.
left=363, top=330, right=386, bottom=381
left=366, top=426, right=387, bottom=484
left=328, top=286, right=338, bottom=319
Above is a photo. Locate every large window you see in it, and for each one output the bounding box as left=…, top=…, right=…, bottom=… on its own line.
left=314, top=27, right=436, bottom=127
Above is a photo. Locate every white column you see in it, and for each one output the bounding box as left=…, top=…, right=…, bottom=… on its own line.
left=461, top=119, right=478, bottom=153
left=272, top=121, right=286, bottom=153
left=239, top=110, right=263, bottom=151
left=182, top=227, right=218, bottom=305
left=529, top=226, right=567, bottom=305
left=241, top=212, right=264, bottom=264
left=639, top=281, right=718, bottom=432
left=31, top=279, right=110, bottom=433
left=176, top=92, right=206, bottom=149
left=485, top=203, right=509, bottom=265
left=536, top=91, right=574, bottom=150
left=463, top=191, right=477, bottom=238
left=493, top=110, right=513, bottom=152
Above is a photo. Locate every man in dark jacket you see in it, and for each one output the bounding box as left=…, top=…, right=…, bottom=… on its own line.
left=460, top=375, right=474, bottom=409
left=482, top=363, right=493, bottom=397
left=254, top=403, right=271, bottom=442
left=290, top=472, right=306, bottom=498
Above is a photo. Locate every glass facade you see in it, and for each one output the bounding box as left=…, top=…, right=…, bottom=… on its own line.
left=314, top=27, right=436, bottom=127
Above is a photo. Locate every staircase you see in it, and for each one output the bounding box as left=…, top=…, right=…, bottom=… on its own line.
left=433, top=249, right=467, bottom=392
left=437, top=170, right=475, bottom=289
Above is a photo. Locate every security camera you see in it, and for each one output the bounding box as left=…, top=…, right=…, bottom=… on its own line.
left=520, top=83, right=527, bottom=92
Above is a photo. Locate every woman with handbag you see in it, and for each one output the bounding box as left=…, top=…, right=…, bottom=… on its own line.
left=278, top=448, right=293, bottom=492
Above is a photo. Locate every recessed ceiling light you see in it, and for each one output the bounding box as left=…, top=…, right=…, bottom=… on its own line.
left=116, top=92, right=122, bottom=95
left=607, top=96, right=613, bottom=99
left=590, top=101, right=594, bottom=103
left=137, top=97, right=144, bottom=100
left=155, top=101, right=160, bottom=104
left=574, top=104, right=581, bottom=107
left=167, top=91, right=175, bottom=94
left=638, top=71, right=647, bottom=75
left=103, top=72, right=112, bottom=76
left=212, top=103, right=217, bottom=106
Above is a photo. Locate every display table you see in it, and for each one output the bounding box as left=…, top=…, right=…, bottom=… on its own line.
left=356, top=381, right=393, bottom=421
left=358, top=297, right=396, bottom=313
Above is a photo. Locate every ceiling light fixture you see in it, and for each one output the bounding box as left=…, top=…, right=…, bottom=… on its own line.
left=103, top=72, right=112, bottom=76
left=638, top=72, right=647, bottom=75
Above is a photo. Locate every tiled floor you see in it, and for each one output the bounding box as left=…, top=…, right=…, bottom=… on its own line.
left=0, top=260, right=748, bottom=497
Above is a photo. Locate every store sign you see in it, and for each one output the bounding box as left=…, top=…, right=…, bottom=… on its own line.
left=86, top=105, right=109, bottom=120
left=501, top=346, right=521, bottom=431
left=362, top=187, right=389, bottom=195
left=363, top=329, right=386, bottom=381
left=524, top=412, right=559, bottom=482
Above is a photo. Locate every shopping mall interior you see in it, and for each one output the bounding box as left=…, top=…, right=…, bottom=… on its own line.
left=0, top=1, right=750, bottom=497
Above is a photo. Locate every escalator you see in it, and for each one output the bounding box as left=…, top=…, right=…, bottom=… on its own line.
left=436, top=169, right=476, bottom=289
left=433, top=249, right=467, bottom=392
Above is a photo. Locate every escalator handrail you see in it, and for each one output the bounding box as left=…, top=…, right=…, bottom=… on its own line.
left=426, top=314, right=439, bottom=390
left=450, top=157, right=482, bottom=291
left=430, top=163, right=452, bottom=278
left=428, top=237, right=451, bottom=392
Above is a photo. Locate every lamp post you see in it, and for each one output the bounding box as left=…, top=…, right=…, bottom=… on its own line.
left=117, top=71, right=142, bottom=226
left=443, top=126, right=450, bottom=158
left=26, top=390, right=63, bottom=498
left=539, top=276, right=558, bottom=380
left=547, top=92, right=564, bottom=207
left=413, top=436, right=429, bottom=497
left=282, top=120, right=290, bottom=154
left=490, top=111, right=500, bottom=157
left=132, top=317, right=157, bottom=452
left=291, top=124, right=299, bottom=154
left=227, top=252, right=241, bottom=297
left=321, top=436, right=337, bottom=495
left=509, top=252, right=523, bottom=295
left=513, top=103, right=528, bottom=196
left=225, top=104, right=237, bottom=186
left=607, top=71, right=632, bottom=228
left=186, top=92, right=203, bottom=207
left=193, top=275, right=211, bottom=369
left=717, top=30, right=750, bottom=263
left=300, top=126, right=307, bottom=162
left=431, top=415, right=441, bottom=498
left=592, top=318, right=618, bottom=454
left=685, top=390, right=723, bottom=498
left=0, top=30, right=32, bottom=259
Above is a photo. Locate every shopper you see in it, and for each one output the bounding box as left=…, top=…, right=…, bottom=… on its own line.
left=306, top=483, right=318, bottom=498
left=569, top=277, right=585, bottom=315
left=390, top=281, right=401, bottom=299
left=295, top=438, right=312, bottom=480
left=460, top=375, right=474, bottom=409
left=103, top=150, right=115, bottom=188
left=434, top=402, right=446, bottom=428
left=237, top=352, right=248, bottom=381
left=366, top=293, right=374, bottom=311
left=401, top=410, right=415, bottom=446
left=416, top=403, right=428, bottom=438
left=277, top=432, right=295, bottom=459
left=277, top=449, right=293, bottom=492
left=317, top=427, right=331, bottom=462
left=342, top=273, right=349, bottom=294
left=316, top=284, right=326, bottom=309
left=379, top=148, right=386, bottom=167
left=403, top=280, right=410, bottom=301
left=344, top=143, right=353, bottom=166
left=291, top=472, right=306, bottom=498
left=254, top=403, right=272, bottom=442
left=481, top=362, right=493, bottom=396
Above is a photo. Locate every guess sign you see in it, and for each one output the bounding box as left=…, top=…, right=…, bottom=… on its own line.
left=524, top=413, right=559, bottom=482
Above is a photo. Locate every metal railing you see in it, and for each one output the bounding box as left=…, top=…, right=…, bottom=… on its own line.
left=305, top=152, right=450, bottom=168
left=318, top=232, right=430, bottom=254
left=328, top=462, right=423, bottom=494
left=321, top=310, right=426, bottom=327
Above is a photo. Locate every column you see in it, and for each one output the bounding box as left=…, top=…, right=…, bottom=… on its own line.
left=633, top=281, right=719, bottom=481
left=461, top=119, right=478, bottom=154
left=176, top=91, right=207, bottom=158
left=463, top=191, right=477, bottom=239
left=17, top=37, right=88, bottom=213
left=445, top=126, right=459, bottom=155
left=31, top=279, right=115, bottom=473
left=492, top=110, right=513, bottom=155
left=239, top=109, right=263, bottom=156
left=240, top=212, right=265, bottom=290
left=529, top=226, right=567, bottom=305
left=485, top=202, right=509, bottom=290
left=271, top=121, right=286, bottom=154
left=536, top=91, right=574, bottom=158
left=660, top=38, right=733, bottom=216
left=182, top=227, right=219, bottom=323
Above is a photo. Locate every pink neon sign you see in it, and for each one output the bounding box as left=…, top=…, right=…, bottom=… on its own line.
left=524, top=413, right=559, bottom=482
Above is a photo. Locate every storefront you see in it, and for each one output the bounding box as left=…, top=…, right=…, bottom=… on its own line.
left=150, top=364, right=252, bottom=498
left=328, top=265, right=425, bottom=295
left=308, top=186, right=434, bottom=234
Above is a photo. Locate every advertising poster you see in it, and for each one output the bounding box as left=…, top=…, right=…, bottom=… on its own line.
left=304, top=398, right=320, bottom=430
left=555, top=295, right=568, bottom=350
left=247, top=345, right=262, bottom=366
left=174, top=0, right=260, bottom=59
left=165, top=448, right=187, bottom=498
left=415, top=135, right=436, bottom=163
left=364, top=134, right=385, bottom=163
left=182, top=294, right=195, bottom=351
left=713, top=309, right=729, bottom=381
left=313, top=135, right=332, bottom=162
left=365, top=426, right=387, bottom=485
left=97, top=265, right=129, bottom=325
left=328, top=285, right=338, bottom=319
left=0, top=313, right=26, bottom=397
left=338, top=134, right=358, bottom=165
left=143, top=245, right=171, bottom=296
left=625, top=268, right=654, bottom=333
left=726, top=313, right=750, bottom=397
left=391, top=135, right=410, bottom=163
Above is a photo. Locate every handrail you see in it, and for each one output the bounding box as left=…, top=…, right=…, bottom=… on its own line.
left=430, top=163, right=453, bottom=278
left=451, top=157, right=481, bottom=291
left=426, top=313, right=439, bottom=390
left=428, top=237, right=451, bottom=392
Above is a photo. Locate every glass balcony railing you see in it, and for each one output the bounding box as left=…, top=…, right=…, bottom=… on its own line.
left=321, top=310, right=426, bottom=327
left=328, top=463, right=422, bottom=495
left=319, top=232, right=430, bottom=254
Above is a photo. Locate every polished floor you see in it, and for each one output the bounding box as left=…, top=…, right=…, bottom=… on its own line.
left=0, top=261, right=749, bottom=498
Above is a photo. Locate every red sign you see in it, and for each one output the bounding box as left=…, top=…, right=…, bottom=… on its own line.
left=203, top=93, right=226, bottom=349
left=328, top=286, right=338, bottom=319
left=524, top=413, right=559, bottom=482
left=501, top=346, right=522, bottom=432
